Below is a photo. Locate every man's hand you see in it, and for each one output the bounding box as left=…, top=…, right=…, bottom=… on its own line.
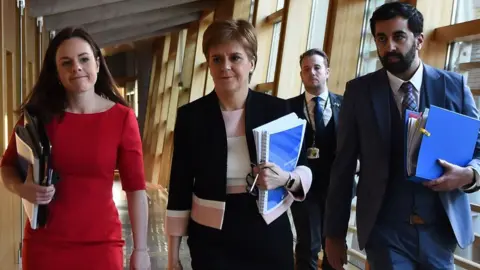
left=423, top=159, right=475, bottom=192
left=325, top=237, right=347, bottom=270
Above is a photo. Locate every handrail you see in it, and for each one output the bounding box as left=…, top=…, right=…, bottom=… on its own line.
left=347, top=248, right=367, bottom=261
left=472, top=203, right=480, bottom=213
left=454, top=255, right=480, bottom=270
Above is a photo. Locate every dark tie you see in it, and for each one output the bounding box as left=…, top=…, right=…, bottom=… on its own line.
left=400, top=81, right=417, bottom=115
left=313, top=96, right=325, bottom=132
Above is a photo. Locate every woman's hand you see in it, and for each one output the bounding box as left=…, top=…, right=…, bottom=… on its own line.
left=253, top=162, right=290, bottom=190
left=129, top=249, right=151, bottom=270
left=18, top=166, right=55, bottom=204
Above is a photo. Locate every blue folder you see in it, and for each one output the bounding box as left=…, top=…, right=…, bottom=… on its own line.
left=262, top=124, right=305, bottom=212
left=253, top=113, right=306, bottom=214
left=405, top=105, right=480, bottom=182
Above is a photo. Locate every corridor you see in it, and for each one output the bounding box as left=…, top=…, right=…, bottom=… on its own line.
left=114, top=181, right=192, bottom=269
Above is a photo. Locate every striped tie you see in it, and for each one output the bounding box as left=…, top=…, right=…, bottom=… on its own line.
left=400, top=81, right=417, bottom=116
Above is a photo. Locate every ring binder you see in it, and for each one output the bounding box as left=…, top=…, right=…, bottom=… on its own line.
left=252, top=113, right=306, bottom=215
left=405, top=105, right=480, bottom=181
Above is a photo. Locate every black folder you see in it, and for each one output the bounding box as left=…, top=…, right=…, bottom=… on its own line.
left=15, top=108, right=54, bottom=229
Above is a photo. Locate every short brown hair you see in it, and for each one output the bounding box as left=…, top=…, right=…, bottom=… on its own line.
left=202, top=19, right=258, bottom=68
left=299, top=48, right=329, bottom=68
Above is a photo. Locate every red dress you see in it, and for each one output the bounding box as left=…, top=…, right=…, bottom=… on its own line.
left=0, top=103, right=146, bottom=270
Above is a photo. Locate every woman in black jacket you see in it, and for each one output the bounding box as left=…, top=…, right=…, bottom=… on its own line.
left=165, top=19, right=312, bottom=270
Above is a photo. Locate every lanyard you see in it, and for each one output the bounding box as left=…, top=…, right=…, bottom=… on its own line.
left=304, top=94, right=329, bottom=147
left=304, top=94, right=329, bottom=125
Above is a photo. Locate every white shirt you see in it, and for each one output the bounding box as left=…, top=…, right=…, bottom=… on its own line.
left=304, top=90, right=332, bottom=130
left=386, top=62, right=423, bottom=113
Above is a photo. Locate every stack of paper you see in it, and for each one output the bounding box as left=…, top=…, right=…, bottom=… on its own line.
left=405, top=108, right=429, bottom=176
left=252, top=112, right=306, bottom=214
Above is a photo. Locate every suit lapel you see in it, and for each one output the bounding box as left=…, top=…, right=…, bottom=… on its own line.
left=204, top=91, right=228, bottom=147
left=423, top=64, right=445, bottom=110
left=292, top=93, right=306, bottom=120
left=245, top=90, right=261, bottom=164
left=329, top=93, right=340, bottom=131
left=371, top=69, right=392, bottom=150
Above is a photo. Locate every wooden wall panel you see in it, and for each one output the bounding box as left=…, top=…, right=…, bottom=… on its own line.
left=189, top=11, right=214, bottom=102
left=178, top=22, right=200, bottom=108
left=26, top=13, right=37, bottom=96
left=0, top=1, right=38, bottom=268
left=0, top=0, right=4, bottom=153
left=213, top=0, right=251, bottom=21
left=158, top=30, right=187, bottom=188
left=143, top=41, right=161, bottom=145
left=150, top=33, right=179, bottom=186
left=273, top=0, right=313, bottom=98
left=326, top=0, right=366, bottom=95
left=146, top=36, right=170, bottom=184
left=415, top=0, right=454, bottom=68
left=250, top=0, right=278, bottom=88
left=4, top=0, right=19, bottom=138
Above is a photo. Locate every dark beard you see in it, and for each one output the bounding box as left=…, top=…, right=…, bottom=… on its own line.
left=379, top=44, right=416, bottom=74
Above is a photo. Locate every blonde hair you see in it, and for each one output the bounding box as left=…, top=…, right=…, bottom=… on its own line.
left=202, top=19, right=258, bottom=68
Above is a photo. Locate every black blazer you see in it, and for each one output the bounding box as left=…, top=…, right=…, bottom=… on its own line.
left=288, top=92, right=343, bottom=135
left=166, top=90, right=308, bottom=225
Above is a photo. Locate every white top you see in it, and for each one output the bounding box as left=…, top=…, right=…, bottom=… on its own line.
left=221, top=109, right=251, bottom=194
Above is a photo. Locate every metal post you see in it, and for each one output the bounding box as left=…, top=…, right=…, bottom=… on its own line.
left=18, top=0, right=24, bottom=103
left=16, top=0, right=25, bottom=265
left=37, top=17, right=43, bottom=71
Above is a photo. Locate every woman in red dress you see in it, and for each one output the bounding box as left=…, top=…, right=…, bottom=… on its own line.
left=0, top=27, right=150, bottom=270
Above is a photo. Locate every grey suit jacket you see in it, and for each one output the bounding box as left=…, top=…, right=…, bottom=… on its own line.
left=324, top=64, right=480, bottom=250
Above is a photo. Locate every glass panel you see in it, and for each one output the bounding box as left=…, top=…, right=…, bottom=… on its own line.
left=266, top=21, right=282, bottom=83
left=357, top=0, right=399, bottom=77
left=447, top=39, right=480, bottom=265
left=448, top=40, right=480, bottom=96
left=249, top=0, right=256, bottom=23
left=176, top=29, right=187, bottom=74
left=307, top=0, right=330, bottom=50
left=453, top=0, right=480, bottom=24
left=277, top=0, right=284, bottom=10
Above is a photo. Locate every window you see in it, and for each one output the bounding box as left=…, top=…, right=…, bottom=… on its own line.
left=265, top=0, right=285, bottom=86
left=125, top=80, right=139, bottom=117
left=276, top=0, right=284, bottom=10
left=266, top=21, right=282, bottom=83
left=249, top=0, right=256, bottom=23
left=447, top=1, right=480, bottom=107
left=446, top=2, right=480, bottom=263
left=453, top=0, right=480, bottom=24
left=177, top=29, right=187, bottom=74
left=307, top=0, right=330, bottom=50
left=356, top=0, right=399, bottom=77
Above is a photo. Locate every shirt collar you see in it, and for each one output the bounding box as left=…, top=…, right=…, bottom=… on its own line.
left=386, top=62, right=423, bottom=93
left=305, top=89, right=329, bottom=103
